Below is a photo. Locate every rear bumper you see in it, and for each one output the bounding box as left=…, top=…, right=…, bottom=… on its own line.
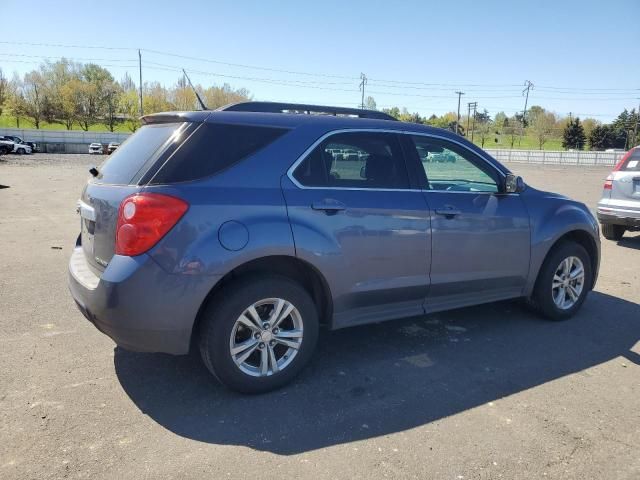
left=597, top=210, right=640, bottom=229
left=68, top=246, right=219, bottom=354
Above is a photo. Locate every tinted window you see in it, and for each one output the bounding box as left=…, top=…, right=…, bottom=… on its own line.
left=621, top=148, right=640, bottom=171
left=409, top=136, right=499, bottom=193
left=151, top=123, right=289, bottom=184
left=96, top=123, right=185, bottom=184
left=293, top=132, right=410, bottom=189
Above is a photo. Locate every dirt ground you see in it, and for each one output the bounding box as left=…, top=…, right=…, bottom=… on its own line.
left=1, top=154, right=638, bottom=480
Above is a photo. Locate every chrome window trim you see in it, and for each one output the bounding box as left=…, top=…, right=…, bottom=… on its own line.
left=286, top=128, right=506, bottom=191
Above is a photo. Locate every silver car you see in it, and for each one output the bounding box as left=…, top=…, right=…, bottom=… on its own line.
left=597, top=146, right=640, bottom=240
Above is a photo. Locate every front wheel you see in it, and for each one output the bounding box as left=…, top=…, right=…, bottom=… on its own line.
left=531, top=241, right=592, bottom=321
left=199, top=275, right=319, bottom=394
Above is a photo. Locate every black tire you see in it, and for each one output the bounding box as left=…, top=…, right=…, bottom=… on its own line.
left=199, top=275, right=319, bottom=394
left=530, top=241, right=592, bottom=321
left=601, top=223, right=625, bottom=241
left=16, top=148, right=24, bottom=155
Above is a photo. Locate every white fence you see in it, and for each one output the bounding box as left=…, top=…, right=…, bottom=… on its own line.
left=0, top=127, right=131, bottom=153
left=486, top=149, right=625, bottom=167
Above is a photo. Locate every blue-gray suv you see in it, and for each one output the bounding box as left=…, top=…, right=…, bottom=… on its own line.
left=68, top=102, right=600, bottom=393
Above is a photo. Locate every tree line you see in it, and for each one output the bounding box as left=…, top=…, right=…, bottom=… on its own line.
left=374, top=98, right=639, bottom=151
left=1, top=60, right=638, bottom=151
left=0, top=60, right=251, bottom=132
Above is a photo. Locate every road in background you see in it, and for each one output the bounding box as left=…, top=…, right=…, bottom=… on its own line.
left=1, top=155, right=638, bottom=480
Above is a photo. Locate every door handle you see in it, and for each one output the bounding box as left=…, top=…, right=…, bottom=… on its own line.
left=312, top=199, right=346, bottom=214
left=435, top=206, right=461, bottom=218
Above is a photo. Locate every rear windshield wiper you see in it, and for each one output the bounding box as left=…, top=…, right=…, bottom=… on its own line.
left=89, top=167, right=99, bottom=177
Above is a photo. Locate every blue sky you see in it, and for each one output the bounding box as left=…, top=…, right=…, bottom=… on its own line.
left=1, top=0, right=638, bottom=121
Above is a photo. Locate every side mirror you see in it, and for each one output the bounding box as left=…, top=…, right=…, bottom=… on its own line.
left=504, top=173, right=525, bottom=193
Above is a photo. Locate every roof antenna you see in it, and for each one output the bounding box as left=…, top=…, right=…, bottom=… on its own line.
left=182, top=69, right=208, bottom=111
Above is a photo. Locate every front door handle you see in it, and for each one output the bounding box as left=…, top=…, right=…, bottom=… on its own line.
left=312, top=199, right=346, bottom=214
left=435, top=206, right=461, bottom=218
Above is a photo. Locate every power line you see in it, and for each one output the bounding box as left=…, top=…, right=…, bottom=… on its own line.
left=0, top=40, right=134, bottom=51
left=1, top=40, right=634, bottom=94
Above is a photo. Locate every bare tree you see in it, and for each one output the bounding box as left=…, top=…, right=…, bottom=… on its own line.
left=22, top=71, right=46, bottom=129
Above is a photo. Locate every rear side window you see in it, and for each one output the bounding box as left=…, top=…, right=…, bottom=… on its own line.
left=150, top=123, right=289, bottom=184
left=293, top=132, right=410, bottom=189
left=96, top=123, right=185, bottom=184
left=620, top=148, right=640, bottom=171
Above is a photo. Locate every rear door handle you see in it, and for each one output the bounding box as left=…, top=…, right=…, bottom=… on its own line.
left=435, top=207, right=461, bottom=218
left=312, top=199, right=346, bottom=214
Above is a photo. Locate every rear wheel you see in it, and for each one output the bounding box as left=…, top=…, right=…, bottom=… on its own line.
left=531, top=241, right=592, bottom=321
left=601, top=223, right=625, bottom=241
left=199, top=275, right=319, bottom=394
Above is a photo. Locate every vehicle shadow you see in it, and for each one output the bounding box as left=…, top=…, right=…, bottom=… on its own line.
left=617, top=233, right=640, bottom=250
left=114, top=291, right=640, bottom=455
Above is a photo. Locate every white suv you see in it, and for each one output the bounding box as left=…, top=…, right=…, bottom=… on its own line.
left=597, top=146, right=640, bottom=240
left=88, top=143, right=103, bottom=154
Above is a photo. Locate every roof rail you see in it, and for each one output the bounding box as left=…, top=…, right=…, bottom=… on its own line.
left=218, top=101, right=397, bottom=121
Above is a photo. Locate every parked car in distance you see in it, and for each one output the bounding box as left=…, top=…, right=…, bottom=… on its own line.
left=107, top=142, right=120, bottom=154
left=2, top=135, right=38, bottom=153
left=0, top=137, right=15, bottom=155
left=12, top=142, right=32, bottom=154
left=88, top=143, right=103, bottom=154
left=597, top=146, right=640, bottom=240
left=68, top=102, right=600, bottom=394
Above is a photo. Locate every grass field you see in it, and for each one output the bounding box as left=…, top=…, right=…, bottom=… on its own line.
left=0, top=114, right=134, bottom=133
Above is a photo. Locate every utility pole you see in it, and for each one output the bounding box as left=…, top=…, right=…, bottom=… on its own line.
left=467, top=101, right=477, bottom=142
left=471, top=102, right=478, bottom=142
left=359, top=73, right=367, bottom=109
left=633, top=99, right=639, bottom=147
left=519, top=80, right=533, bottom=146
left=455, top=91, right=464, bottom=135
left=138, top=49, right=144, bottom=117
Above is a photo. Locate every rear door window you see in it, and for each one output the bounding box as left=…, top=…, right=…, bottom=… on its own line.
left=293, top=131, right=410, bottom=189
left=149, top=123, right=290, bottom=184
left=96, top=123, right=185, bottom=185
left=620, top=148, right=640, bottom=171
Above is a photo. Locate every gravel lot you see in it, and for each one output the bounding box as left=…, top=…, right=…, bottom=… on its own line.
left=1, top=154, right=639, bottom=480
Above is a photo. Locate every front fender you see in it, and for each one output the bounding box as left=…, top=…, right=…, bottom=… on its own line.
left=524, top=190, right=600, bottom=296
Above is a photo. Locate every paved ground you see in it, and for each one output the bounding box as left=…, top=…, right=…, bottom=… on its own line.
left=1, top=154, right=639, bottom=480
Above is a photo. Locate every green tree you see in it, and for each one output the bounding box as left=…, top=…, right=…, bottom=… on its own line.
left=119, top=89, right=141, bottom=132
left=588, top=124, right=614, bottom=150
left=562, top=117, right=586, bottom=150
left=529, top=110, right=557, bottom=150
left=6, top=75, right=27, bottom=128
left=503, top=117, right=520, bottom=148
left=0, top=68, right=7, bottom=116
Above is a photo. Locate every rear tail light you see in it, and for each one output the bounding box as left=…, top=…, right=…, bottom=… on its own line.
left=116, top=193, right=189, bottom=256
left=603, top=174, right=613, bottom=190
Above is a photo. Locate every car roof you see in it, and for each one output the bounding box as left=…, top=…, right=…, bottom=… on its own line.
left=141, top=109, right=458, bottom=138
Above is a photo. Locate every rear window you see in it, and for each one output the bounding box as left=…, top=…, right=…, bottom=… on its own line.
left=149, top=123, right=289, bottom=184
left=96, top=123, right=185, bottom=184
left=620, top=148, right=640, bottom=171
